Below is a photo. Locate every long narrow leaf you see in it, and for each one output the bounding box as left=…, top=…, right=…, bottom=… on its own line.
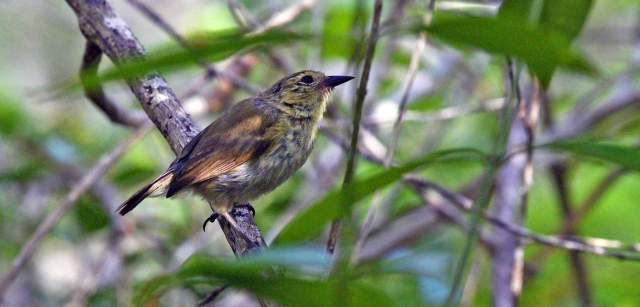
left=422, top=12, right=596, bottom=87
left=133, top=253, right=393, bottom=307
left=540, top=0, right=593, bottom=42
left=544, top=140, right=640, bottom=171
left=81, top=29, right=305, bottom=90
left=273, top=148, right=486, bottom=246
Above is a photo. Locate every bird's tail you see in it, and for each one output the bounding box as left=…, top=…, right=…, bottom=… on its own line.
left=117, top=171, right=174, bottom=215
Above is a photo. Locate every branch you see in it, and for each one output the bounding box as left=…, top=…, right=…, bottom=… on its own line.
left=225, top=0, right=318, bottom=73
left=125, top=0, right=258, bottom=95
left=327, top=0, right=383, bottom=254
left=405, top=177, right=640, bottom=261
left=355, top=205, right=441, bottom=263
left=322, top=102, right=640, bottom=263
left=80, top=40, right=147, bottom=128
left=548, top=163, right=594, bottom=307
left=64, top=0, right=266, bottom=257
left=0, top=124, right=151, bottom=297
left=490, top=78, right=540, bottom=306
left=253, top=0, right=319, bottom=34
left=353, top=0, right=433, bottom=259
left=542, top=90, right=640, bottom=142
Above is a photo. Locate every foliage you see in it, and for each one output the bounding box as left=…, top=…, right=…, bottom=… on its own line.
left=2, top=0, right=640, bottom=306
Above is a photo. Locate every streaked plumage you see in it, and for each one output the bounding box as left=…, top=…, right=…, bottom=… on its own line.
left=117, top=70, right=353, bottom=228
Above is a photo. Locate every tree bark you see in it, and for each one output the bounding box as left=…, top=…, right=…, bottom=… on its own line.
left=65, top=0, right=266, bottom=255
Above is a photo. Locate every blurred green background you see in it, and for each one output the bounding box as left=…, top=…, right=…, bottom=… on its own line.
left=1, top=0, right=640, bottom=306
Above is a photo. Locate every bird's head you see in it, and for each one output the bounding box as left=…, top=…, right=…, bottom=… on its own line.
left=262, top=70, right=353, bottom=117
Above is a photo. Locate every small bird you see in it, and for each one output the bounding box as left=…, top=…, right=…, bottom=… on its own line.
left=117, top=70, right=353, bottom=233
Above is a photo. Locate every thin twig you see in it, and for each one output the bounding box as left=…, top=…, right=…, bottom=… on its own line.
left=197, top=285, right=229, bottom=306
left=548, top=163, right=594, bottom=307
left=326, top=0, right=383, bottom=254
left=363, top=98, right=506, bottom=125
left=80, top=40, right=147, bottom=128
left=352, top=0, right=435, bottom=262
left=443, top=59, right=520, bottom=307
left=323, top=104, right=640, bottom=263
left=125, top=0, right=258, bottom=94
left=225, top=0, right=317, bottom=73
left=0, top=124, right=151, bottom=297
left=225, top=0, right=258, bottom=28
left=527, top=168, right=626, bottom=275
left=252, top=0, right=319, bottom=35
left=406, top=178, right=640, bottom=261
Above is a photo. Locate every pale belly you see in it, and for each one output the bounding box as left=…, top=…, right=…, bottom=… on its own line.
left=196, top=128, right=314, bottom=204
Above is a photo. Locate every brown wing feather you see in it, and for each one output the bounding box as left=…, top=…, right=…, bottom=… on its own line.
left=166, top=98, right=278, bottom=197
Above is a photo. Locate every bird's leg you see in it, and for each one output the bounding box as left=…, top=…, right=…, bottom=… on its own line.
left=205, top=199, right=255, bottom=243
left=233, top=203, right=255, bottom=217
left=202, top=212, right=219, bottom=232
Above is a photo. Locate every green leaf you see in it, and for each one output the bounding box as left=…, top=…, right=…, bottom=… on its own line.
left=407, top=94, right=444, bottom=112
left=540, top=0, right=593, bottom=42
left=134, top=252, right=393, bottom=307
left=544, top=139, right=640, bottom=171
left=423, top=12, right=596, bottom=87
left=73, top=195, right=109, bottom=233
left=80, top=29, right=305, bottom=90
left=273, top=148, right=486, bottom=246
left=498, top=0, right=536, bottom=20
left=0, top=91, right=29, bottom=136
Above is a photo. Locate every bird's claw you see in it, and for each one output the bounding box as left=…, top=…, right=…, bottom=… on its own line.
left=234, top=204, right=255, bottom=217
left=202, top=212, right=219, bottom=232
left=202, top=204, right=254, bottom=232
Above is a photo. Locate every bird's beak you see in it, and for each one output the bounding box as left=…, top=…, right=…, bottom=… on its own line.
left=323, top=75, right=354, bottom=88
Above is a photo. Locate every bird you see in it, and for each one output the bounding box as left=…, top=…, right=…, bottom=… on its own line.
left=117, top=70, right=353, bottom=234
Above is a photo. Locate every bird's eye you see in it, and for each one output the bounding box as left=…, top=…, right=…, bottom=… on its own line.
left=299, top=75, right=314, bottom=84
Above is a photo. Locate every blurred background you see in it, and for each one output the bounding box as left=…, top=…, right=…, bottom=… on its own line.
left=1, top=0, right=640, bottom=306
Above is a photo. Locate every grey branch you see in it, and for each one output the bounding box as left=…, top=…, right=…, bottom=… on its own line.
left=541, top=90, right=640, bottom=142
left=0, top=124, right=150, bottom=297
left=327, top=0, right=383, bottom=254
left=81, top=40, right=147, bottom=128
left=125, top=0, right=258, bottom=95
left=64, top=0, right=266, bottom=257
left=491, top=78, right=540, bottom=307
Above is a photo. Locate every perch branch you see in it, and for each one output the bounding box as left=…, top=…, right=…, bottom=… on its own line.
left=64, top=0, right=266, bottom=258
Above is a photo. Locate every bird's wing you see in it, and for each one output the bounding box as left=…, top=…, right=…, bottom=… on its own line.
left=166, top=99, right=280, bottom=197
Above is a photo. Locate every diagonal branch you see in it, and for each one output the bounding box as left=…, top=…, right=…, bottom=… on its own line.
left=0, top=124, right=151, bottom=297
left=81, top=40, right=147, bottom=128
left=64, top=0, right=265, bottom=258
left=125, top=0, right=258, bottom=95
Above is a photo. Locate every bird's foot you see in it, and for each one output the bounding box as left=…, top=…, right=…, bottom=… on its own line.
left=233, top=203, right=255, bottom=217
left=202, top=212, right=219, bottom=232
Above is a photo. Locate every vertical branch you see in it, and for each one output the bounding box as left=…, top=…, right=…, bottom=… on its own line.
left=491, top=77, right=540, bottom=307
left=537, top=71, right=594, bottom=307
left=353, top=0, right=435, bottom=260
left=549, top=163, right=594, bottom=307
left=326, top=0, right=383, bottom=254
left=443, top=59, right=519, bottom=307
